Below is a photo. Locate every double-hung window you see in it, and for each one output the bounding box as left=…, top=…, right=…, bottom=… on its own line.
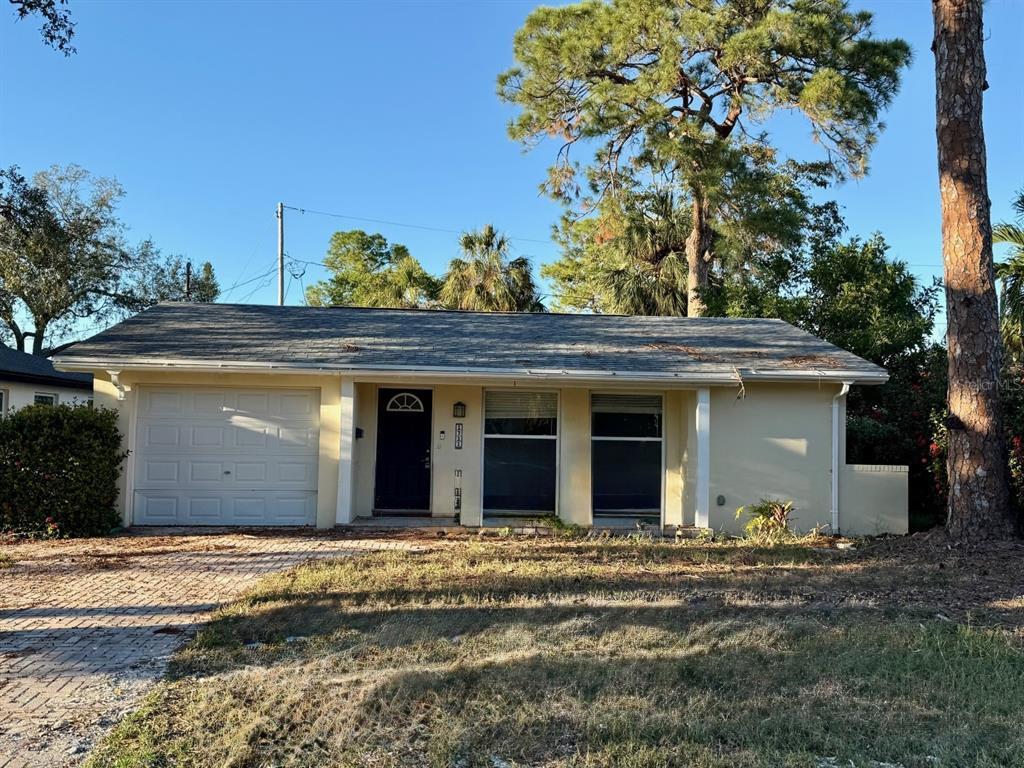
left=483, top=391, right=558, bottom=514
left=591, top=394, right=663, bottom=516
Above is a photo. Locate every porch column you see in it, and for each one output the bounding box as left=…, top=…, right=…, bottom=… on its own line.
left=336, top=377, right=357, bottom=524
left=695, top=387, right=711, bottom=528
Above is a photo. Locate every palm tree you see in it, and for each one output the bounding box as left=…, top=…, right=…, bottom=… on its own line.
left=597, top=190, right=691, bottom=315
left=440, top=225, right=544, bottom=312
left=995, top=190, right=1024, bottom=360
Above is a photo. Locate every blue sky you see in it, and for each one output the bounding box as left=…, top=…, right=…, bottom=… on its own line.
left=2, top=0, right=1022, bottom=334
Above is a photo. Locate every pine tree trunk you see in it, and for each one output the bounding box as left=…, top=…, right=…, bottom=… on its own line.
left=685, top=194, right=712, bottom=317
left=932, top=0, right=1017, bottom=540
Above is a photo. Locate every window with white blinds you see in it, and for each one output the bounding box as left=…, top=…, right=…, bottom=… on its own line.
left=592, top=393, right=662, bottom=514
left=485, top=391, right=558, bottom=436
left=484, top=390, right=558, bottom=513
left=592, top=393, right=662, bottom=439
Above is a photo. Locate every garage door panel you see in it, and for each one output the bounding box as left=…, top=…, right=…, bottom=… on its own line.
left=136, top=456, right=318, bottom=489
left=142, top=390, right=185, bottom=416
left=144, top=424, right=183, bottom=449
left=236, top=425, right=269, bottom=447
left=135, top=489, right=317, bottom=525
left=280, top=392, right=317, bottom=416
left=134, top=494, right=179, bottom=523
left=279, top=427, right=317, bottom=449
left=188, top=461, right=225, bottom=482
left=191, top=425, right=226, bottom=448
left=142, top=460, right=179, bottom=483
left=134, top=387, right=320, bottom=526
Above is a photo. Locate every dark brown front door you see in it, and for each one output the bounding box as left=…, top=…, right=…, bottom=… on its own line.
left=374, top=389, right=432, bottom=513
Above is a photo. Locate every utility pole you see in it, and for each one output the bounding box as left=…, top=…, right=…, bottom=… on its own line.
left=185, top=260, right=192, bottom=301
left=276, top=202, right=285, bottom=306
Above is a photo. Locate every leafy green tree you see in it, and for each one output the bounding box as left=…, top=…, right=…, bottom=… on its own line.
left=1, top=165, right=134, bottom=354
left=500, top=0, right=911, bottom=316
left=439, top=225, right=544, bottom=312
left=544, top=190, right=689, bottom=315
left=305, top=230, right=439, bottom=309
left=803, top=235, right=940, bottom=368
left=0, top=165, right=206, bottom=354
left=994, top=189, right=1024, bottom=360
left=9, top=0, right=75, bottom=55
left=147, top=255, right=220, bottom=303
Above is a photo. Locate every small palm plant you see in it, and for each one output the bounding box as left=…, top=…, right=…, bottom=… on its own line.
left=735, top=498, right=796, bottom=544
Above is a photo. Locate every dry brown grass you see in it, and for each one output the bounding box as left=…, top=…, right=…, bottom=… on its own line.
left=86, top=535, right=1024, bottom=768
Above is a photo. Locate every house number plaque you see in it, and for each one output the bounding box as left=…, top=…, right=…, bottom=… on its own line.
left=454, top=422, right=464, bottom=449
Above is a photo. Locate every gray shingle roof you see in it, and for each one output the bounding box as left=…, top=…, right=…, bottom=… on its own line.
left=0, top=346, right=92, bottom=388
left=54, top=303, right=887, bottom=384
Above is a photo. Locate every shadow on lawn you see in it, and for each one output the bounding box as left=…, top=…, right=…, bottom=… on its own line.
left=86, top=538, right=1024, bottom=768
left=158, top=600, right=1024, bottom=768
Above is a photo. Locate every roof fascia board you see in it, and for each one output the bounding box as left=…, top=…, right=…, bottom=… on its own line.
left=54, top=356, right=887, bottom=386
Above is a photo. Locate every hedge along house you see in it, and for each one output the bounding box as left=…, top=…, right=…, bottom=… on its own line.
left=54, top=303, right=908, bottom=535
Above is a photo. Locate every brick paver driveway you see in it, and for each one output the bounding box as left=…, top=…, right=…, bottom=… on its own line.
left=0, top=528, right=424, bottom=767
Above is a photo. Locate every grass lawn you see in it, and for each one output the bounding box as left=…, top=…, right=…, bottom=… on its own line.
left=87, top=534, right=1024, bottom=768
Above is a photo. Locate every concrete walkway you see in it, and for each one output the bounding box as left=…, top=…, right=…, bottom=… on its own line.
left=0, top=528, right=422, bottom=767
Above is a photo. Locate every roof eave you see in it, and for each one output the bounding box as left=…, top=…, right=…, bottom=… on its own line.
left=53, top=356, right=888, bottom=387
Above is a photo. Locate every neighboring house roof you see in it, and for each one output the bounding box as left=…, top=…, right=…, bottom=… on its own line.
left=0, top=345, right=93, bottom=389
left=54, top=303, right=888, bottom=385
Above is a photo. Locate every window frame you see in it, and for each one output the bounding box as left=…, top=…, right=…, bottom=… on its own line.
left=0, top=388, right=6, bottom=415
left=590, top=391, right=665, bottom=519
left=481, top=388, right=560, bottom=515
left=33, top=392, right=58, bottom=406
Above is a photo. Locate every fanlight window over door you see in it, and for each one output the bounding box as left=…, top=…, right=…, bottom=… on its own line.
left=386, top=392, right=425, bottom=413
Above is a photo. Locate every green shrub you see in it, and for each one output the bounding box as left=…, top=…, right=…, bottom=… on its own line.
left=735, top=498, right=796, bottom=544
left=0, top=404, right=127, bottom=537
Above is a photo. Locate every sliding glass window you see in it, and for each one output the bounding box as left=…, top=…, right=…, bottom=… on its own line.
left=483, top=391, right=558, bottom=513
left=591, top=394, right=663, bottom=516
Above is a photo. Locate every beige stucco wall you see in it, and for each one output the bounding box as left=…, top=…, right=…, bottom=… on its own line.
left=840, top=464, right=909, bottom=536
left=559, top=388, right=591, bottom=526
left=85, top=371, right=907, bottom=535
left=663, top=390, right=686, bottom=527
left=351, top=383, right=485, bottom=524
left=707, top=382, right=835, bottom=534
left=1, top=379, right=92, bottom=413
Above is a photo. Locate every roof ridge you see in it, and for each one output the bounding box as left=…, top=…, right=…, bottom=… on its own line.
left=155, top=302, right=791, bottom=323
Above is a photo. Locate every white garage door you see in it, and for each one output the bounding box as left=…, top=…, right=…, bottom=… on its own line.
left=133, top=387, right=320, bottom=525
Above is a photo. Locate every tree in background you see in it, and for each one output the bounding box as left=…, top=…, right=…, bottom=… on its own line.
left=0, top=164, right=214, bottom=355
left=146, top=253, right=220, bottom=303
left=439, top=225, right=544, bottom=312
left=8, top=0, right=75, bottom=55
left=994, top=189, right=1024, bottom=362
left=305, top=230, right=439, bottom=309
left=546, top=159, right=828, bottom=316
left=500, top=0, right=911, bottom=316
left=932, top=0, right=1016, bottom=540
left=544, top=189, right=690, bottom=315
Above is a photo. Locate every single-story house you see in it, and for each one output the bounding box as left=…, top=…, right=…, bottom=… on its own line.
left=1, top=345, right=93, bottom=414
left=53, top=303, right=908, bottom=535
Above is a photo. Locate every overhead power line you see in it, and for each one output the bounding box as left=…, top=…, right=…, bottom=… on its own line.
left=281, top=204, right=557, bottom=247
